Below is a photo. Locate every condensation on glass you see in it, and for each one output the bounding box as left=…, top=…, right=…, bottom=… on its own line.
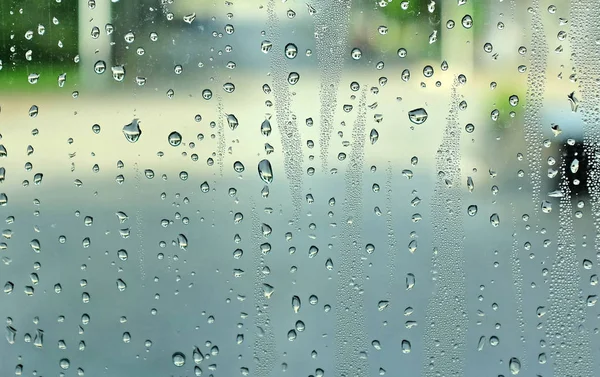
left=0, top=0, right=599, bottom=376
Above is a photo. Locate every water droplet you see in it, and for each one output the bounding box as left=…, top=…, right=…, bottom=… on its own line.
left=5, top=326, right=16, bottom=344
left=541, top=201, right=552, bottom=214
left=193, top=346, right=204, bottom=364
left=292, top=296, right=301, bottom=313
left=177, top=234, right=188, bottom=250
left=401, top=69, right=411, bottom=82
left=377, top=300, right=389, bottom=311
left=429, top=30, right=438, bottom=44
left=370, top=129, right=379, bottom=144
left=59, top=359, right=70, bottom=370
left=173, top=352, right=186, bottom=367
left=285, top=43, right=298, bottom=59
left=202, top=89, right=213, bottom=100
left=234, top=161, right=245, bottom=173
left=261, top=119, right=272, bottom=136
left=462, top=14, right=473, bottom=28
left=571, top=158, right=579, bottom=173
left=263, top=284, right=275, bottom=298
left=168, top=131, right=182, bottom=146
left=351, top=48, right=362, bottom=60
left=183, top=13, right=196, bottom=24
left=28, top=73, right=40, bottom=84
left=111, top=65, right=125, bottom=81
left=406, top=273, right=415, bottom=290
left=30, top=239, right=41, bottom=253
left=261, top=40, right=272, bottom=53
left=258, top=159, right=273, bottom=184
left=4, top=281, right=14, bottom=294
left=509, top=357, right=521, bottom=375
left=122, top=119, right=142, bottom=143
left=490, top=213, right=500, bottom=227
left=467, top=205, right=478, bottom=216
left=401, top=340, right=411, bottom=353
left=408, top=108, right=428, bottom=124
left=226, top=114, right=239, bottom=131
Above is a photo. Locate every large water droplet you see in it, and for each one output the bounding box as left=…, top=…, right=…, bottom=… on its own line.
left=509, top=357, right=521, bottom=375
left=193, top=346, right=204, bottom=364
left=111, top=65, right=125, bottom=81
left=370, top=129, right=379, bottom=144
left=490, top=213, right=500, bottom=227
left=292, top=295, right=301, bottom=313
left=168, top=131, right=182, bottom=146
left=59, top=359, right=70, bottom=370
left=261, top=119, right=272, bottom=136
left=122, top=119, right=142, bottom=143
left=408, top=108, right=428, bottom=124
left=401, top=340, right=411, bottom=353
left=462, top=15, right=473, bottom=29
left=172, top=352, right=186, bottom=367
left=285, top=43, right=298, bottom=59
left=541, top=201, right=552, bottom=214
left=226, top=114, right=239, bottom=130
left=258, top=159, right=273, bottom=184
left=571, top=158, right=579, bottom=173
left=467, top=205, right=478, bottom=216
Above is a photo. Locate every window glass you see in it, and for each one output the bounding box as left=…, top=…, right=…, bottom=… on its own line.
left=0, top=0, right=598, bottom=376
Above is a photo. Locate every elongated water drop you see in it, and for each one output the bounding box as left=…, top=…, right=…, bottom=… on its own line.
left=292, top=295, right=301, bottom=313
left=571, top=158, right=579, bottom=173
left=467, top=176, right=474, bottom=192
left=193, top=346, right=204, bottom=364
left=226, top=114, right=239, bottom=130
left=509, top=357, right=521, bottom=375
left=261, top=119, right=272, bottom=136
left=177, top=234, right=188, bottom=249
left=370, top=129, right=379, bottom=144
left=401, top=340, right=411, bottom=353
left=258, top=159, right=273, bottom=184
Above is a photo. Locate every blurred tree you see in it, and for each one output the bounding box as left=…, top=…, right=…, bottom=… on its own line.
left=376, top=0, right=443, bottom=59
left=0, top=0, right=78, bottom=67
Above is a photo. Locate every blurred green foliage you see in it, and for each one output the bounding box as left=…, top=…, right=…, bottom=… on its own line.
left=375, top=0, right=443, bottom=58
left=0, top=0, right=78, bottom=87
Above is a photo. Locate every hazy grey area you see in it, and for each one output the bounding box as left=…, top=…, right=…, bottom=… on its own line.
left=1, top=0, right=599, bottom=376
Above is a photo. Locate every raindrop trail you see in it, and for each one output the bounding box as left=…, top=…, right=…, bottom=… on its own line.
left=250, top=201, right=277, bottom=377
left=523, top=0, right=547, bottom=218
left=314, top=1, right=352, bottom=170
left=510, top=204, right=527, bottom=362
left=134, top=162, right=146, bottom=281
left=423, top=82, right=468, bottom=377
left=267, top=0, right=304, bottom=223
left=571, top=0, right=600, bottom=318
left=384, top=164, right=398, bottom=299
left=545, top=169, right=593, bottom=376
left=217, top=100, right=226, bottom=176
left=335, top=89, right=368, bottom=377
